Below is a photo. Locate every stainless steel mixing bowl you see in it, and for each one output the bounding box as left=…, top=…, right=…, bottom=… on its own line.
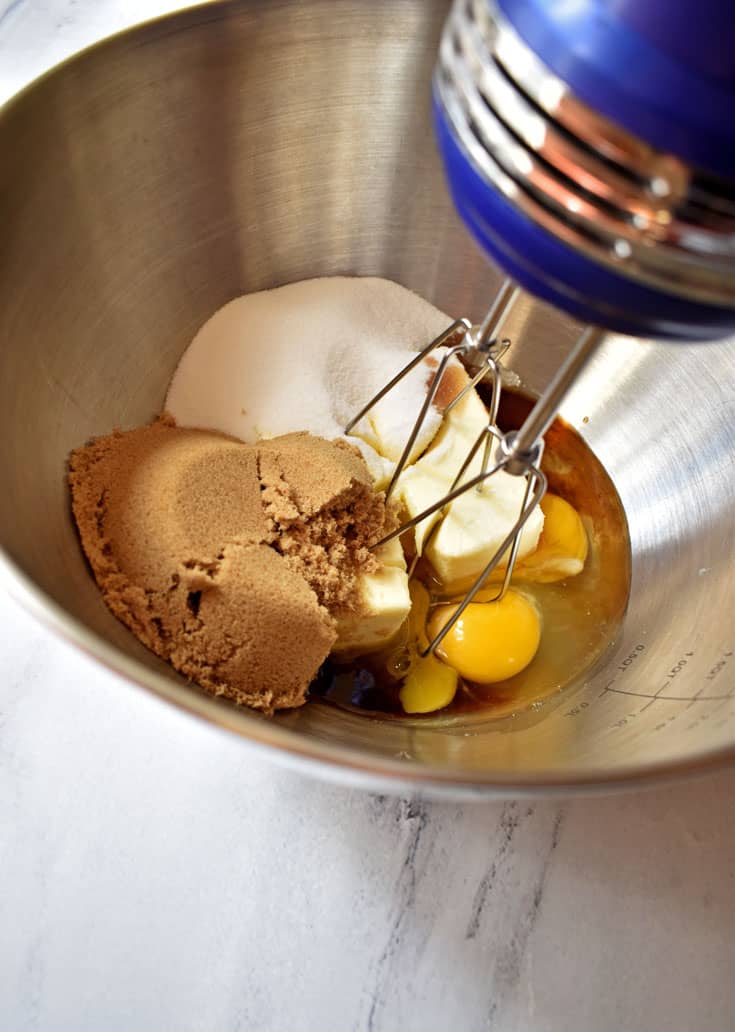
left=1, top=0, right=734, bottom=796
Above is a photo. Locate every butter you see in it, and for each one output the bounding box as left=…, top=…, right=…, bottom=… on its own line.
left=397, top=386, right=544, bottom=590
left=333, top=540, right=411, bottom=653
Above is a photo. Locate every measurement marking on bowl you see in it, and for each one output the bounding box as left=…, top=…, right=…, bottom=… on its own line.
left=564, top=700, right=590, bottom=717
left=705, top=651, right=734, bottom=682
left=640, top=686, right=669, bottom=713
left=564, top=641, right=734, bottom=731
left=616, top=643, right=646, bottom=674
left=661, top=652, right=695, bottom=684
left=607, top=685, right=731, bottom=702
left=685, top=688, right=705, bottom=713
left=642, top=652, right=697, bottom=709
left=598, top=644, right=735, bottom=707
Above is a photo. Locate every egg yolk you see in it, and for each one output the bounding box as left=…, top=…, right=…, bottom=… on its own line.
left=428, top=589, right=541, bottom=683
left=392, top=581, right=459, bottom=714
left=399, top=654, right=458, bottom=714
left=511, top=493, right=588, bottom=584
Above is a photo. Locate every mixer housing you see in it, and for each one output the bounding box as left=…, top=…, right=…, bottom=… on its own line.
left=434, top=0, right=735, bottom=339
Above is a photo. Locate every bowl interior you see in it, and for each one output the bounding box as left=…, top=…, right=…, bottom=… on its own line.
left=1, top=0, right=734, bottom=791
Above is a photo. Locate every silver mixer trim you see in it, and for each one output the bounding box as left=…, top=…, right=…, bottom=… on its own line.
left=436, top=0, right=735, bottom=306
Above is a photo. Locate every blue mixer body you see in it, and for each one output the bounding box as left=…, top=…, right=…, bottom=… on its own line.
left=434, top=0, right=735, bottom=340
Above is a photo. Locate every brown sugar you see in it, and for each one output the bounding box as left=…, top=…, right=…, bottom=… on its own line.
left=257, top=432, right=391, bottom=610
left=68, top=417, right=390, bottom=714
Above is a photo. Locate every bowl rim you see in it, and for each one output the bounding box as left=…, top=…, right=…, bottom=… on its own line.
left=4, top=549, right=734, bottom=798
left=1, top=1, right=733, bottom=798
left=0, top=0, right=229, bottom=119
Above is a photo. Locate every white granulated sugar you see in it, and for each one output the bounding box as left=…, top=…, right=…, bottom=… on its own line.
left=165, top=277, right=455, bottom=477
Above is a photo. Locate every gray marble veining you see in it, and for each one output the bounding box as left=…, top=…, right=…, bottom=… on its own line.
left=3, top=589, right=735, bottom=1031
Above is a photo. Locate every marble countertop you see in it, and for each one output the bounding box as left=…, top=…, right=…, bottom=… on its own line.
left=2, top=3, right=734, bottom=1030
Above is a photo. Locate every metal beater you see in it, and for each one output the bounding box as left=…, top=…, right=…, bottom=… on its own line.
left=345, top=280, right=601, bottom=656
left=348, top=0, right=735, bottom=656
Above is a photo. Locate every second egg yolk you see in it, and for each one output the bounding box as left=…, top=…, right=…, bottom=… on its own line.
left=514, top=493, right=588, bottom=583
left=428, top=589, right=541, bottom=684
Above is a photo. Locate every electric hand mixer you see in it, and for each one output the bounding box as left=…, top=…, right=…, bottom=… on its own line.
left=347, top=0, right=735, bottom=654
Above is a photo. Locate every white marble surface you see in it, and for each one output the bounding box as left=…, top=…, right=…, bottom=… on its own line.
left=2, top=4, right=735, bottom=1030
